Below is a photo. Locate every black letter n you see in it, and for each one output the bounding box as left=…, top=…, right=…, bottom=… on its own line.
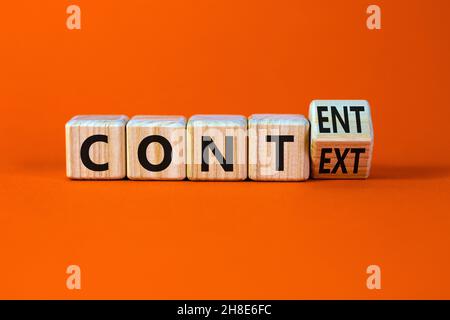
left=201, top=136, right=234, bottom=172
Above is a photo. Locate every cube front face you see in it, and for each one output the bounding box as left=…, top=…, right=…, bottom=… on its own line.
left=248, top=114, right=310, bottom=181
left=187, top=115, right=247, bottom=181
left=126, top=116, right=186, bottom=180
left=309, top=100, right=374, bottom=179
left=65, top=115, right=128, bottom=179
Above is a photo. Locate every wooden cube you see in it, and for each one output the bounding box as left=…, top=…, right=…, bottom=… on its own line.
left=309, top=100, right=374, bottom=179
left=126, top=116, right=186, bottom=180
left=187, top=115, right=247, bottom=181
left=248, top=114, right=310, bottom=181
left=65, top=115, right=128, bottom=179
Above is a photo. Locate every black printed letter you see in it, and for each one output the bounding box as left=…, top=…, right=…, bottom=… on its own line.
left=138, top=135, right=172, bottom=172
left=319, top=148, right=332, bottom=174
left=266, top=135, right=295, bottom=171
left=201, top=136, right=233, bottom=172
left=317, top=106, right=330, bottom=133
left=80, top=134, right=109, bottom=171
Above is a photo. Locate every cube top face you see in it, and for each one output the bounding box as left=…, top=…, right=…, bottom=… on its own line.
left=187, top=114, right=247, bottom=181
left=127, top=115, right=186, bottom=128
left=66, top=115, right=129, bottom=127
left=65, top=115, right=128, bottom=180
left=188, top=115, right=247, bottom=128
left=309, top=100, right=373, bottom=141
left=309, top=100, right=374, bottom=179
left=127, top=116, right=186, bottom=180
left=249, top=114, right=308, bottom=126
left=248, top=114, right=310, bottom=181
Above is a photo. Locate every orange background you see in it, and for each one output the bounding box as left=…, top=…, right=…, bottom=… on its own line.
left=0, top=0, right=449, bottom=299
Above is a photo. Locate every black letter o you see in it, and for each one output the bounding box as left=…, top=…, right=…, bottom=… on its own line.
left=138, top=135, right=172, bottom=172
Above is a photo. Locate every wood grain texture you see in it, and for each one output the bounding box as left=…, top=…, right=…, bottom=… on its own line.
left=309, top=100, right=374, bottom=179
left=187, top=115, right=247, bottom=181
left=248, top=114, right=310, bottom=181
left=126, top=115, right=186, bottom=180
left=65, top=115, right=128, bottom=179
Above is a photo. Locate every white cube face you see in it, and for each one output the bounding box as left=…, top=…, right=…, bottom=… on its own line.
left=126, top=116, right=186, bottom=180
left=248, top=114, right=310, bottom=181
left=309, top=100, right=374, bottom=179
left=187, top=115, right=247, bottom=181
left=65, top=115, right=128, bottom=179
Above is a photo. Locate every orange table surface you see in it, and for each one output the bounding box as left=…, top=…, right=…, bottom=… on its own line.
left=0, top=0, right=449, bottom=299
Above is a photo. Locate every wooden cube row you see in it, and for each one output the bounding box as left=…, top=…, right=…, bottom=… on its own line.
left=66, top=100, right=374, bottom=181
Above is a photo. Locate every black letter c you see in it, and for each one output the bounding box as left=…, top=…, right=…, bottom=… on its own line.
left=80, top=134, right=109, bottom=171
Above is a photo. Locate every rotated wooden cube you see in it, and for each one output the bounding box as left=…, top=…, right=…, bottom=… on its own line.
left=248, top=114, right=310, bottom=181
left=126, top=115, right=186, bottom=180
left=65, top=115, right=128, bottom=179
left=309, top=100, right=374, bottom=179
left=187, top=115, right=247, bottom=181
